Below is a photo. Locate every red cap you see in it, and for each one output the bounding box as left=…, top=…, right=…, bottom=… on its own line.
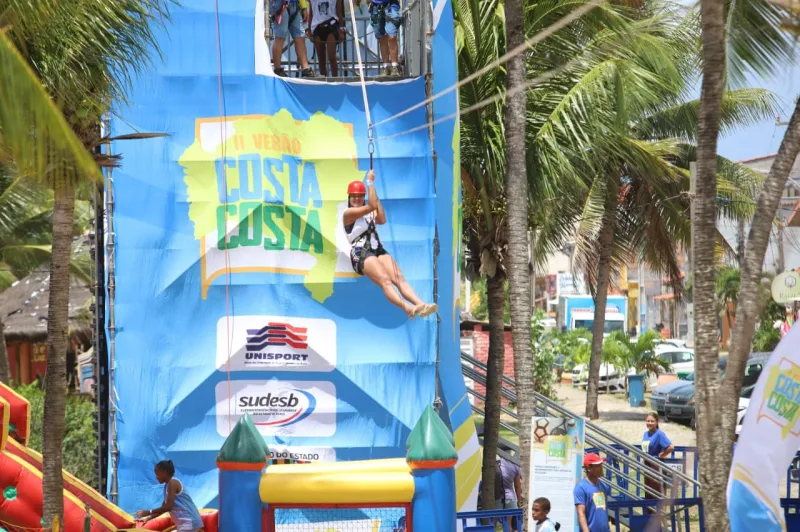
left=347, top=181, right=366, bottom=195
left=583, top=453, right=606, bottom=467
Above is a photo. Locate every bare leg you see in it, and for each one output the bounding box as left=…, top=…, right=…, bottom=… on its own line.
left=294, top=36, right=310, bottom=68
left=388, top=35, right=398, bottom=63
left=379, top=36, right=390, bottom=65
left=362, top=256, right=414, bottom=317
left=378, top=254, right=423, bottom=306
left=314, top=38, right=328, bottom=76
left=327, top=34, right=338, bottom=77
left=272, top=37, right=286, bottom=70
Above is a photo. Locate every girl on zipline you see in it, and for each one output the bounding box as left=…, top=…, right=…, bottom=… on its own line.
left=344, top=170, right=437, bottom=319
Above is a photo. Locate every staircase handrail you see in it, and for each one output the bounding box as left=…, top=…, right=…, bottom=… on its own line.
left=461, top=351, right=702, bottom=492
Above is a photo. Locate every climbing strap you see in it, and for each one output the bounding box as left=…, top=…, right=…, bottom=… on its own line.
left=346, top=0, right=373, bottom=169
left=272, top=0, right=300, bottom=26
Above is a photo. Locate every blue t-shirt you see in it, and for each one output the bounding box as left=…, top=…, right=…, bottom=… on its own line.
left=574, top=479, right=610, bottom=532
left=641, top=429, right=672, bottom=458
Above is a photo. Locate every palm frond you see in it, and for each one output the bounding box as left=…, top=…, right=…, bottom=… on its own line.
left=637, top=88, right=780, bottom=141
left=0, top=32, right=101, bottom=187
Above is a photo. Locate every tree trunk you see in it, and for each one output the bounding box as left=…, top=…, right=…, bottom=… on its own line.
left=503, top=0, right=533, bottom=528
left=736, top=218, right=745, bottom=266
left=479, top=273, right=506, bottom=512
left=585, top=187, right=617, bottom=420
left=720, top=91, right=800, bottom=529
left=694, top=0, right=727, bottom=528
left=0, top=317, right=9, bottom=385
left=777, top=223, right=785, bottom=273
left=42, top=177, right=75, bottom=528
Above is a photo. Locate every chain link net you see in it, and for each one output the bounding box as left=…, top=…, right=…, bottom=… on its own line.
left=272, top=506, right=408, bottom=532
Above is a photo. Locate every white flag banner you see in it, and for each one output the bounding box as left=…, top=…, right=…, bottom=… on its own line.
left=728, top=324, right=800, bottom=531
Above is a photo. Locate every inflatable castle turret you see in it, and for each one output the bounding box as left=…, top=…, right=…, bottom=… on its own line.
left=216, top=414, right=269, bottom=532
left=406, top=405, right=459, bottom=532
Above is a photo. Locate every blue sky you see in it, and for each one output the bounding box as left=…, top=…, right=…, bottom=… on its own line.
left=676, top=0, right=800, bottom=162
left=717, top=69, right=800, bottom=162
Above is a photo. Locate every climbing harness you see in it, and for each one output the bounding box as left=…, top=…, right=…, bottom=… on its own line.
left=272, top=0, right=300, bottom=27
left=352, top=216, right=384, bottom=273
left=368, top=2, right=403, bottom=40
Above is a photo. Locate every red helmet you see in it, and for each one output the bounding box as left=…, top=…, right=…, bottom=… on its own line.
left=347, top=181, right=366, bottom=195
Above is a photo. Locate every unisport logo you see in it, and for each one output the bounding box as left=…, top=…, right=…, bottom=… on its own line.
left=245, top=322, right=310, bottom=364
left=217, top=316, right=336, bottom=372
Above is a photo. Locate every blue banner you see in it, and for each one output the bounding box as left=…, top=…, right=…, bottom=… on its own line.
left=108, top=0, right=476, bottom=515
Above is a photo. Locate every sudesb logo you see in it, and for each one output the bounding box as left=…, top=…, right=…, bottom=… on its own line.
left=246, top=322, right=309, bottom=350
left=238, top=390, right=316, bottom=427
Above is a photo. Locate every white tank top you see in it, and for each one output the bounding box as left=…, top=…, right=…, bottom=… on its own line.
left=310, top=0, right=337, bottom=31
left=346, top=212, right=380, bottom=249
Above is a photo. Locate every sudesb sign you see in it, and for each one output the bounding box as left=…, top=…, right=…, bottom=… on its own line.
left=215, top=380, right=336, bottom=437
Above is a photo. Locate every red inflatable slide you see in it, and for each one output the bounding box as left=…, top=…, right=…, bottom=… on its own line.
left=0, top=383, right=218, bottom=532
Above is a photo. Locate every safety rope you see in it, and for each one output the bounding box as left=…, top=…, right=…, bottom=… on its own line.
left=214, top=0, right=235, bottom=432
left=370, top=0, right=602, bottom=130
left=346, top=0, right=374, bottom=168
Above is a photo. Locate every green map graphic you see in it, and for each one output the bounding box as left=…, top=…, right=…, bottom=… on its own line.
left=762, top=361, right=800, bottom=439
left=179, top=110, right=364, bottom=302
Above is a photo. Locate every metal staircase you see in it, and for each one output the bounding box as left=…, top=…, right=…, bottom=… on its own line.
left=460, top=351, right=702, bottom=504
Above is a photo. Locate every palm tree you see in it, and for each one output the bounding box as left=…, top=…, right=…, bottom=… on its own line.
left=603, top=330, right=671, bottom=392
left=502, top=0, right=535, bottom=520
left=716, top=265, right=739, bottom=336
left=529, top=2, right=778, bottom=420
left=456, top=0, right=509, bottom=510
left=2, top=0, right=170, bottom=524
left=0, top=166, right=95, bottom=385
left=692, top=0, right=795, bottom=526
left=457, top=0, right=627, bottom=515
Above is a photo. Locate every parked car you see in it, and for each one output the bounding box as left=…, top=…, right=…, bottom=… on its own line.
left=735, top=385, right=756, bottom=437
left=654, top=346, right=695, bottom=377
left=571, top=363, right=627, bottom=393
left=663, top=353, right=769, bottom=430
left=650, top=372, right=694, bottom=417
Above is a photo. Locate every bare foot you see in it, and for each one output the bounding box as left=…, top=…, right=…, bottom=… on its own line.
left=418, top=303, right=438, bottom=317
left=407, top=304, right=420, bottom=319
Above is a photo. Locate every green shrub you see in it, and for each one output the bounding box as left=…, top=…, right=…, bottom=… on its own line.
left=14, top=383, right=98, bottom=488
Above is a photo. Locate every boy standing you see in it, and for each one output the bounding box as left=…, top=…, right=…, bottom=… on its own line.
left=574, top=453, right=613, bottom=532
left=532, top=497, right=558, bottom=532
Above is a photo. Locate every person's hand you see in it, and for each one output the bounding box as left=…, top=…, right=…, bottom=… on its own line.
left=135, top=510, right=149, bottom=519
left=366, top=170, right=375, bottom=184
left=517, top=500, right=524, bottom=508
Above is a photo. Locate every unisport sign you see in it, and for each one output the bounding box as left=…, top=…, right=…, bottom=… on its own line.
left=217, top=315, right=336, bottom=372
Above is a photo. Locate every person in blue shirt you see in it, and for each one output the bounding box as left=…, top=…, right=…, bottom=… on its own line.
left=574, top=453, right=612, bottom=532
left=641, top=412, right=674, bottom=500
left=135, top=460, right=204, bottom=532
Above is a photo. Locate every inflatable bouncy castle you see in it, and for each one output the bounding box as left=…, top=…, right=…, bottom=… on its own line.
left=0, top=381, right=457, bottom=531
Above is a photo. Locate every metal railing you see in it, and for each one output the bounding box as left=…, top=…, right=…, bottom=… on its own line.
left=263, top=0, right=424, bottom=79
left=461, top=351, right=703, bottom=501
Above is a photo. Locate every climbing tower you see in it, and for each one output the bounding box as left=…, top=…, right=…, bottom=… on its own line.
left=103, top=0, right=478, bottom=519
